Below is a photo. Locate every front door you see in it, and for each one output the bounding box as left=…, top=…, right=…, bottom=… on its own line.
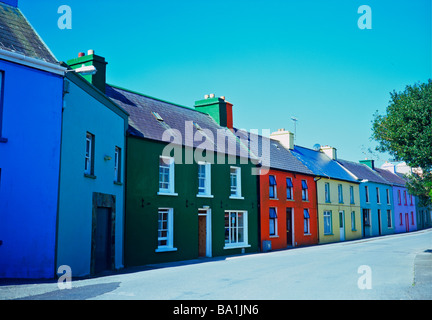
left=198, top=215, right=207, bottom=257
left=339, top=211, right=345, bottom=241
left=94, top=207, right=112, bottom=274
left=286, top=208, right=293, bottom=246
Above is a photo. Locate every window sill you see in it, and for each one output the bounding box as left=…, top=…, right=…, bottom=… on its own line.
left=0, top=137, right=8, bottom=143
left=324, top=233, right=334, bottom=236
left=157, top=191, right=178, bottom=196
left=84, top=173, right=97, bottom=179
left=269, top=235, right=279, bottom=238
left=304, top=233, right=312, bottom=236
left=155, top=247, right=178, bottom=253
left=114, top=181, right=123, bottom=186
left=196, top=194, right=214, bottom=198
left=229, top=196, right=244, bottom=200
left=223, top=243, right=251, bottom=250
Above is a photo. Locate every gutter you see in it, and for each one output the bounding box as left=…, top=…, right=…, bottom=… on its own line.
left=0, top=49, right=66, bottom=76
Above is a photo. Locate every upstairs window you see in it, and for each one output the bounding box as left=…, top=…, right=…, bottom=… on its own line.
left=376, top=187, right=380, bottom=203
left=338, top=184, right=343, bottom=203
left=365, top=186, right=369, bottom=203
left=0, top=71, right=5, bottom=140
left=230, top=167, right=242, bottom=198
left=269, top=175, right=277, bottom=199
left=301, top=180, right=308, bottom=201
left=84, top=132, right=95, bottom=176
left=286, top=178, right=293, bottom=200
left=350, top=186, right=355, bottom=204
left=114, top=146, right=121, bottom=183
left=386, top=189, right=390, bottom=204
left=159, top=156, right=175, bottom=195
left=197, top=162, right=212, bottom=196
left=325, top=183, right=331, bottom=203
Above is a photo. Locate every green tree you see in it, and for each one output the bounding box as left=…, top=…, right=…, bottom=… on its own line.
left=372, top=79, right=432, bottom=206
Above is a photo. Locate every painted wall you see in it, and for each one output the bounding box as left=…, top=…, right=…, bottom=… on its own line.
left=316, top=179, right=361, bottom=244
left=56, top=75, right=127, bottom=277
left=392, top=186, right=417, bottom=233
left=259, top=169, right=317, bottom=250
left=124, top=137, right=259, bottom=267
left=358, top=182, right=395, bottom=237
left=0, top=59, right=63, bottom=278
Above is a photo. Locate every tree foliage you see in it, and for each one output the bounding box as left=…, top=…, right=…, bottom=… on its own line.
left=372, top=79, right=432, bottom=206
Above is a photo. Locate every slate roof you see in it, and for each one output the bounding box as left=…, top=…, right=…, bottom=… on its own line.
left=290, top=145, right=358, bottom=183
left=374, top=168, right=407, bottom=187
left=105, top=84, right=254, bottom=159
left=337, top=159, right=390, bottom=185
left=233, top=128, right=314, bottom=175
left=0, top=2, right=57, bottom=63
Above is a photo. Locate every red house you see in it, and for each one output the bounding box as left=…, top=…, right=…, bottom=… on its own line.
left=260, top=130, right=318, bottom=250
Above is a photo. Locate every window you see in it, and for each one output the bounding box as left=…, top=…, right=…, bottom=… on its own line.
left=197, top=162, right=212, bottom=196
left=325, top=183, right=331, bottom=203
left=156, top=208, right=176, bottom=252
left=387, top=210, right=392, bottom=228
left=114, top=146, right=121, bottom=183
left=84, top=132, right=95, bottom=176
left=350, top=186, right=355, bottom=204
left=304, top=209, right=310, bottom=234
left=397, top=190, right=401, bottom=205
left=269, top=208, right=277, bottom=236
left=286, top=178, right=293, bottom=200
left=0, top=71, right=5, bottom=140
left=230, top=167, right=242, bottom=198
left=158, top=156, right=176, bottom=195
left=301, top=180, right=308, bottom=201
left=351, top=211, right=356, bottom=231
left=269, top=175, right=277, bottom=199
left=386, top=189, right=390, bottom=204
left=323, top=211, right=332, bottom=235
left=338, top=184, right=343, bottom=203
left=363, top=209, right=371, bottom=226
left=376, top=187, right=380, bottom=203
left=411, top=212, right=414, bottom=225
left=410, top=194, right=413, bottom=206
left=399, top=213, right=403, bottom=225
left=403, top=190, right=407, bottom=205
left=224, top=211, right=248, bottom=248
left=365, top=186, right=369, bottom=203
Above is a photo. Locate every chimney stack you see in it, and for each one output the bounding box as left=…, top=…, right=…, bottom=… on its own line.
left=270, top=129, right=294, bottom=150
left=359, top=159, right=375, bottom=170
left=195, top=94, right=233, bottom=129
left=320, top=145, right=337, bottom=160
left=67, top=50, right=107, bottom=93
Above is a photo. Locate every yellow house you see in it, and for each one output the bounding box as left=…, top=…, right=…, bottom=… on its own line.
left=291, top=145, right=361, bottom=244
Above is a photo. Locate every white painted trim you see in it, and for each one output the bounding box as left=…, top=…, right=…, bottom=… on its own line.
left=198, top=208, right=212, bottom=257
left=0, top=49, right=65, bottom=75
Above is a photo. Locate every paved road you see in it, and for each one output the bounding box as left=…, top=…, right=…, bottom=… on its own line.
left=1, top=229, right=431, bottom=300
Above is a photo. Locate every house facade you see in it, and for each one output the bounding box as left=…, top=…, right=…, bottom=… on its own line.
left=102, top=80, right=259, bottom=266
left=291, top=146, right=361, bottom=244
left=0, top=1, right=66, bottom=278
left=55, top=53, right=129, bottom=277
left=338, top=159, right=395, bottom=237
left=375, top=166, right=417, bottom=233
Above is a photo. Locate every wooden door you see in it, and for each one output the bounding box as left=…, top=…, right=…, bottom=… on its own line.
left=94, top=207, right=112, bottom=274
left=286, top=208, right=293, bottom=246
left=198, top=215, right=206, bottom=257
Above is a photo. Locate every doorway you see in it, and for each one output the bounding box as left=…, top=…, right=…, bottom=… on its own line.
left=198, top=208, right=211, bottom=257
left=377, top=209, right=382, bottom=235
left=339, top=211, right=345, bottom=241
left=94, top=207, right=112, bottom=274
left=286, top=208, right=293, bottom=247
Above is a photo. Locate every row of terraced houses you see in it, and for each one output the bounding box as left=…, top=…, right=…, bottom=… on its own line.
left=0, top=0, right=431, bottom=279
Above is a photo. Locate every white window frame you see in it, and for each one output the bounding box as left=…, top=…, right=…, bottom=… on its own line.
left=376, top=187, right=380, bottom=204
left=197, top=162, right=213, bottom=198
left=387, top=209, right=392, bottom=228
left=114, top=146, right=121, bottom=183
left=338, top=184, right=343, bottom=203
left=304, top=209, right=310, bottom=235
left=323, top=210, right=332, bottom=235
left=84, top=132, right=94, bottom=175
left=365, top=185, right=370, bottom=203
left=155, top=208, right=177, bottom=252
left=286, top=178, right=293, bottom=200
left=224, top=210, right=250, bottom=249
left=350, top=186, right=355, bottom=204
left=269, top=207, right=278, bottom=237
left=158, top=156, right=177, bottom=196
left=229, top=166, right=243, bottom=199
left=301, top=180, right=308, bottom=201
left=325, top=183, right=331, bottom=203
left=269, top=175, right=277, bottom=199
left=386, top=189, right=390, bottom=204
left=351, top=211, right=356, bottom=231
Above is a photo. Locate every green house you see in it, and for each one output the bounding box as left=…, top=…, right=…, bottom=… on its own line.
left=104, top=85, right=259, bottom=266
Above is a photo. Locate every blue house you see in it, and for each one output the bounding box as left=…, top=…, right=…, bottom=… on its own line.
left=337, top=159, right=395, bottom=237
left=0, top=1, right=65, bottom=278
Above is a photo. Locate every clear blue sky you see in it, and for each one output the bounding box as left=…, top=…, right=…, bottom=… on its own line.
left=20, top=0, right=431, bottom=165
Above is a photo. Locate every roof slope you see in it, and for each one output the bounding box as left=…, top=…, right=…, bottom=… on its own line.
left=291, top=145, right=358, bottom=183
left=0, top=2, right=57, bottom=63
left=374, top=168, right=407, bottom=187
left=234, top=128, right=313, bottom=175
left=338, top=159, right=390, bottom=185
left=106, top=84, right=254, bottom=159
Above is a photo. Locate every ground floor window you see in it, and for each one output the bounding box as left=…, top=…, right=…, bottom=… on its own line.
left=363, top=209, right=371, bottom=226
left=224, top=211, right=248, bottom=248
left=387, top=210, right=392, bottom=228
left=156, top=208, right=176, bottom=252
left=304, top=209, right=310, bottom=234
left=351, top=211, right=356, bottom=231
left=269, top=208, right=277, bottom=236
left=323, top=211, right=332, bottom=235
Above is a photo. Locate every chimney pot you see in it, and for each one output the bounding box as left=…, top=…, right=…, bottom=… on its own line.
left=209, top=93, right=215, bottom=98
left=78, top=52, right=85, bottom=57
left=88, top=49, right=95, bottom=55
left=204, top=94, right=209, bottom=99
left=220, top=96, right=225, bottom=100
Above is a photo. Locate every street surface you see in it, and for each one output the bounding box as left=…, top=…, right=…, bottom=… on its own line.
left=1, top=229, right=431, bottom=300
